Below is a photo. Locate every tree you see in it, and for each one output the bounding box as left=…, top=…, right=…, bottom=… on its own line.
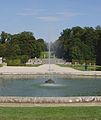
left=0, top=31, right=11, bottom=43
left=11, top=31, right=40, bottom=58
left=96, top=29, right=101, bottom=65
left=0, top=31, right=44, bottom=64
left=37, top=38, right=46, bottom=52
left=95, top=25, right=101, bottom=30
left=0, top=43, right=6, bottom=57
left=54, top=26, right=98, bottom=64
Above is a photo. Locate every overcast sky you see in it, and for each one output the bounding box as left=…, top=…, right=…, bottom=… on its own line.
left=0, top=0, right=101, bottom=41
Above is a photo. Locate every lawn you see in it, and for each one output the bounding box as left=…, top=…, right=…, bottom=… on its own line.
left=25, top=64, right=42, bottom=67
left=57, top=64, right=101, bottom=71
left=0, top=107, right=101, bottom=120
left=40, top=51, right=54, bottom=58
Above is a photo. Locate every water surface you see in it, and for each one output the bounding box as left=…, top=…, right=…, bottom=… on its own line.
left=0, top=75, right=101, bottom=97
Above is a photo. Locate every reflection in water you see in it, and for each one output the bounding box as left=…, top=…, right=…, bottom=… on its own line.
left=0, top=75, right=101, bottom=97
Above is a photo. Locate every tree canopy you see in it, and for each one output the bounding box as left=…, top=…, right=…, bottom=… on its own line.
left=0, top=25, right=101, bottom=66
left=54, top=26, right=101, bottom=65
left=0, top=31, right=47, bottom=65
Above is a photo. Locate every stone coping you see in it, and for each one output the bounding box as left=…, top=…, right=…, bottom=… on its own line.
left=0, top=96, right=101, bottom=104
left=0, top=74, right=101, bottom=79
left=0, top=72, right=101, bottom=77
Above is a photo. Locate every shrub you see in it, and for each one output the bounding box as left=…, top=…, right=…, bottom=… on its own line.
left=7, top=58, right=21, bottom=66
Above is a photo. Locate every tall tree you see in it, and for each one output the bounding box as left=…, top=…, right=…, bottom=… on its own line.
left=0, top=31, right=11, bottom=43
left=55, top=26, right=98, bottom=63
left=96, top=28, right=101, bottom=65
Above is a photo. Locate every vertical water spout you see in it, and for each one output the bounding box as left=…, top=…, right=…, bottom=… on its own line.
left=45, top=27, right=55, bottom=84
left=48, top=27, right=51, bottom=77
left=48, top=40, right=51, bottom=75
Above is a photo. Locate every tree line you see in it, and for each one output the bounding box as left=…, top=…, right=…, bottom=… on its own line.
left=0, top=25, right=101, bottom=66
left=54, top=26, right=101, bottom=65
left=0, top=31, right=47, bottom=65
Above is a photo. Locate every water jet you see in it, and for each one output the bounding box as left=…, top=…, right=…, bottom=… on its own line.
left=45, top=30, right=55, bottom=84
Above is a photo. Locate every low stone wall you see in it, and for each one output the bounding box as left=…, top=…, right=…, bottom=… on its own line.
left=0, top=97, right=101, bottom=104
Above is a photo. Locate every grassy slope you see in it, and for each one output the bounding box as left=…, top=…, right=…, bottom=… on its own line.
left=0, top=107, right=101, bottom=120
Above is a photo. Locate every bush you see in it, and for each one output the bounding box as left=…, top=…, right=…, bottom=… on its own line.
left=7, top=58, right=21, bottom=66
left=6, top=55, right=29, bottom=66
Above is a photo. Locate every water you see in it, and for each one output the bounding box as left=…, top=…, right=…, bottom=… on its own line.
left=0, top=75, right=101, bottom=97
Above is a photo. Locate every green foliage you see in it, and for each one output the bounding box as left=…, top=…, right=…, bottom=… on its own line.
left=57, top=63, right=97, bottom=71
left=37, top=38, right=47, bottom=51
left=96, top=29, right=101, bottom=65
left=0, top=43, right=6, bottom=57
left=40, top=51, right=49, bottom=58
left=55, top=26, right=100, bottom=64
left=0, top=31, right=47, bottom=65
left=40, top=51, right=54, bottom=58
left=7, top=58, right=21, bottom=66
left=0, top=31, right=11, bottom=43
left=20, top=55, right=29, bottom=64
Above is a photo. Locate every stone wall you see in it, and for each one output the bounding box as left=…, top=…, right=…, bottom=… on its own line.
left=0, top=97, right=101, bottom=104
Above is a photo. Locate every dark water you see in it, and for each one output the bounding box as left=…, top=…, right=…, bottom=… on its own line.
left=0, top=75, right=101, bottom=97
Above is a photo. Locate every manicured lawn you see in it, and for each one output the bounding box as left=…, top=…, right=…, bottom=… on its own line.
left=41, top=51, right=49, bottom=58
left=57, top=64, right=99, bottom=71
left=0, top=107, right=101, bottom=120
left=25, top=64, right=42, bottom=67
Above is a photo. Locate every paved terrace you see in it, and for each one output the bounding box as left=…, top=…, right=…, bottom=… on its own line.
left=0, top=64, right=101, bottom=76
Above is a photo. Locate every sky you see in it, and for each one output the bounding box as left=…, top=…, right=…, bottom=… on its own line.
left=0, top=0, right=101, bottom=41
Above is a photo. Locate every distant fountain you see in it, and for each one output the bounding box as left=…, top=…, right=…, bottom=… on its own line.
left=45, top=39, right=55, bottom=84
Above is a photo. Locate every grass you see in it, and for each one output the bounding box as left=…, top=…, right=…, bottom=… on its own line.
left=57, top=64, right=99, bottom=71
left=40, top=51, right=54, bottom=58
left=41, top=51, right=49, bottom=58
left=0, top=107, right=101, bottom=120
left=25, top=64, right=42, bottom=67
left=96, top=66, right=101, bottom=71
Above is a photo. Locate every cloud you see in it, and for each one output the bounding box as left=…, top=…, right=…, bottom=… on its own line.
left=16, top=12, right=36, bottom=16
left=37, top=11, right=82, bottom=22
left=17, top=8, right=47, bottom=16
left=16, top=8, right=37, bottom=16
left=57, top=11, right=82, bottom=17
left=37, top=16, right=59, bottom=22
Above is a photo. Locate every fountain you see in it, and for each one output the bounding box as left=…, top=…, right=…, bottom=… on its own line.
left=45, top=36, right=55, bottom=84
left=45, top=78, right=55, bottom=83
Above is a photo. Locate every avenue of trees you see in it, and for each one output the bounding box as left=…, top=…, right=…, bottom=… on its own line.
left=54, top=26, right=101, bottom=65
left=0, top=31, right=47, bottom=65
left=0, top=25, right=101, bottom=66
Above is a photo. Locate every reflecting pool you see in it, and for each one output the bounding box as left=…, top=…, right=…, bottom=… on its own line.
left=0, top=75, right=101, bottom=97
